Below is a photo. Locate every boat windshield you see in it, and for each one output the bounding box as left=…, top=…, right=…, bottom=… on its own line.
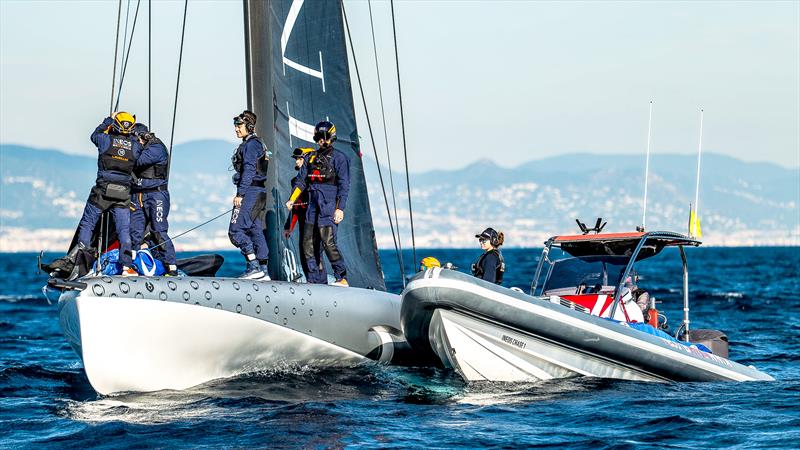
left=542, top=255, right=630, bottom=295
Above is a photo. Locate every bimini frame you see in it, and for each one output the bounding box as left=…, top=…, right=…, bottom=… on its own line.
left=530, top=231, right=701, bottom=341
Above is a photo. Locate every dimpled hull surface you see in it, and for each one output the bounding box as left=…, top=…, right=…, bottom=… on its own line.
left=58, top=275, right=405, bottom=395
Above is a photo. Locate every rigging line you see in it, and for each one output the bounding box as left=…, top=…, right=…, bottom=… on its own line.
left=341, top=0, right=405, bottom=282
left=119, top=0, right=132, bottom=86
left=148, top=208, right=234, bottom=252
left=109, top=0, right=123, bottom=115
left=100, top=0, right=124, bottom=272
left=390, top=0, right=417, bottom=268
left=167, top=0, right=189, bottom=179
left=114, top=0, right=142, bottom=111
left=367, top=0, right=405, bottom=282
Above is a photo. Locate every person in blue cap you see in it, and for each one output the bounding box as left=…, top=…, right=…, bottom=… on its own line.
left=129, top=123, right=178, bottom=276
left=229, top=110, right=271, bottom=279
left=74, top=112, right=142, bottom=276
left=285, top=121, right=350, bottom=286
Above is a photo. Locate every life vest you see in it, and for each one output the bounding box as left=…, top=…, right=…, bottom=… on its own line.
left=100, top=135, right=136, bottom=175
left=232, top=135, right=269, bottom=176
left=135, top=138, right=169, bottom=180
left=472, top=249, right=505, bottom=285
left=306, top=149, right=337, bottom=185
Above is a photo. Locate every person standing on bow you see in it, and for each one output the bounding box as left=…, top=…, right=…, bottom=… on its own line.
left=129, top=124, right=178, bottom=276
left=285, top=121, right=350, bottom=287
left=471, top=227, right=505, bottom=285
left=229, top=110, right=271, bottom=279
left=283, top=147, right=327, bottom=281
left=74, top=112, right=142, bottom=276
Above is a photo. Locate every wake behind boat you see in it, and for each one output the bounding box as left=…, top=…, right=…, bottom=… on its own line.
left=400, top=230, right=774, bottom=383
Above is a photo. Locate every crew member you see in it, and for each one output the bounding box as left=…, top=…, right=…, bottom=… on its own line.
left=129, top=124, right=178, bottom=276
left=284, top=148, right=327, bottom=281
left=471, top=227, right=505, bottom=285
left=229, top=110, right=271, bottom=279
left=75, top=112, right=142, bottom=276
left=285, top=121, right=350, bottom=286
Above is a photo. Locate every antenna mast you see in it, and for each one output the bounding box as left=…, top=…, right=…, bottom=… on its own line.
left=693, top=109, right=704, bottom=215
left=641, top=101, right=653, bottom=231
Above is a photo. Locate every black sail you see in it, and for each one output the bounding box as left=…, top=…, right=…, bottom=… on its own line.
left=244, top=0, right=385, bottom=290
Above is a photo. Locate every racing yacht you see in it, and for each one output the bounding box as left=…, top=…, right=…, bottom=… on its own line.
left=46, top=0, right=417, bottom=395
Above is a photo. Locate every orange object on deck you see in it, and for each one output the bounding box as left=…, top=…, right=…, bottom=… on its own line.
left=647, top=308, right=659, bottom=328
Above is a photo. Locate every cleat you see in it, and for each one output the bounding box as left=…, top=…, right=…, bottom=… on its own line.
left=332, top=278, right=349, bottom=287
left=239, top=260, right=264, bottom=279
left=121, top=267, right=138, bottom=277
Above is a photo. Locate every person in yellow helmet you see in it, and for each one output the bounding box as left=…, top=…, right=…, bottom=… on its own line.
left=73, top=112, right=143, bottom=276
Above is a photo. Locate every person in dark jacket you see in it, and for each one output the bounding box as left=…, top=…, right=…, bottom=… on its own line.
left=283, top=148, right=327, bottom=282
left=129, top=124, right=178, bottom=276
left=229, top=110, right=271, bottom=279
left=472, top=227, right=505, bottom=285
left=74, top=112, right=142, bottom=275
left=285, top=121, right=350, bottom=286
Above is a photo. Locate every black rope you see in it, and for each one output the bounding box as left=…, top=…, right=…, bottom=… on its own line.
left=114, top=0, right=142, bottom=111
left=100, top=0, right=124, bottom=271
left=148, top=208, right=234, bottom=252
left=341, top=1, right=405, bottom=283
left=367, top=0, right=405, bottom=283
left=119, top=0, right=132, bottom=86
left=109, top=0, right=123, bottom=115
left=390, top=0, right=417, bottom=268
left=167, top=0, right=189, bottom=179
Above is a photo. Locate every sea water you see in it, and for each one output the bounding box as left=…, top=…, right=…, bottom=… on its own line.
left=1, top=248, right=798, bottom=448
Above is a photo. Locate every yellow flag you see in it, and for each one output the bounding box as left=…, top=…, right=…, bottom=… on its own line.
left=689, top=209, right=703, bottom=239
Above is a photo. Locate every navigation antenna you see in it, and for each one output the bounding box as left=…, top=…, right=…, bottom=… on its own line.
left=639, top=101, right=653, bottom=232
left=576, top=218, right=606, bottom=235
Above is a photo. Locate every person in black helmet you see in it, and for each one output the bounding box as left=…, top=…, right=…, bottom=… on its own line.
left=285, top=121, right=350, bottom=286
left=229, top=110, right=271, bottom=279
left=471, top=227, right=505, bottom=285
left=129, top=123, right=178, bottom=276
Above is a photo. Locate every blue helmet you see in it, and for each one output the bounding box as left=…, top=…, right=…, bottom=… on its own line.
left=313, top=121, right=337, bottom=143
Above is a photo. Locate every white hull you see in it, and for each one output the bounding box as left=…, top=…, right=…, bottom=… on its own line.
left=56, top=275, right=411, bottom=395
left=60, top=294, right=365, bottom=395
left=430, top=309, right=660, bottom=382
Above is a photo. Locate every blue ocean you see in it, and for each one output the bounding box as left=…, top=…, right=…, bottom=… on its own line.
left=1, top=247, right=798, bottom=448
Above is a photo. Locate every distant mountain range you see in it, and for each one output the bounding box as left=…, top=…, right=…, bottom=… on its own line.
left=1, top=141, right=798, bottom=252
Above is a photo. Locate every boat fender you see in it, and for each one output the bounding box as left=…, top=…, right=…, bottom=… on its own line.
left=367, top=327, right=397, bottom=363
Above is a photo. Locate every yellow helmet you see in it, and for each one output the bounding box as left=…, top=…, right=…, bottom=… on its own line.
left=420, top=256, right=441, bottom=271
left=112, top=111, right=136, bottom=135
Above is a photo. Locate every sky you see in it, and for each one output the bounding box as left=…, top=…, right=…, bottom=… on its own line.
left=1, top=0, right=798, bottom=172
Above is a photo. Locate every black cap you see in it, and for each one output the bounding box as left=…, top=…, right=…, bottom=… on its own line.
left=475, top=227, right=498, bottom=241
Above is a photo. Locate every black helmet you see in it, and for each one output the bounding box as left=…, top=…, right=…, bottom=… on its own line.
left=234, top=110, right=257, bottom=132
left=132, top=123, right=149, bottom=136
left=313, top=121, right=336, bottom=143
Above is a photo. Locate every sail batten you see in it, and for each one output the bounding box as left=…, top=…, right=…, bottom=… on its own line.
left=245, top=0, right=386, bottom=290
